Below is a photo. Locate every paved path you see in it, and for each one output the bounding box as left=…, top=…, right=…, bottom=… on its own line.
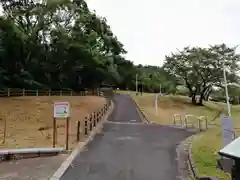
left=0, top=154, right=68, bottom=180
left=61, top=94, right=194, bottom=180
left=108, top=94, right=142, bottom=123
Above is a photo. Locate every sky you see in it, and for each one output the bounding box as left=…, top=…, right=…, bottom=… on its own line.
left=86, top=0, right=240, bottom=66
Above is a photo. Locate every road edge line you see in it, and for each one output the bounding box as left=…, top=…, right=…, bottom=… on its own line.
left=49, top=100, right=114, bottom=180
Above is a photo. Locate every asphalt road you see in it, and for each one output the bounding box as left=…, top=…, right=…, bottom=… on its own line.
left=60, top=94, right=194, bottom=180
left=107, top=94, right=142, bottom=123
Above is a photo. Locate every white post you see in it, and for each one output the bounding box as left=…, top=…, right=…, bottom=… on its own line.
left=155, top=94, right=158, bottom=116
left=136, top=74, right=138, bottom=94
left=36, top=89, right=39, bottom=96
left=223, top=63, right=231, bottom=116
left=22, top=89, right=25, bottom=96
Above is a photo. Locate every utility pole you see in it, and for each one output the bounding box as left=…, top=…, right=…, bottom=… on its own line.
left=136, top=74, right=138, bottom=95
left=223, top=62, right=231, bottom=116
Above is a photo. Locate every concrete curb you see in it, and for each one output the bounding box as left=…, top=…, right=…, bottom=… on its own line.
left=130, top=96, right=150, bottom=124
left=188, top=135, right=219, bottom=180
left=0, top=148, right=64, bottom=162
left=49, top=100, right=114, bottom=180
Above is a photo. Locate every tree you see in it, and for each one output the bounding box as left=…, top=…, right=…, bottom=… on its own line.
left=163, top=44, right=240, bottom=105
left=0, top=0, right=132, bottom=90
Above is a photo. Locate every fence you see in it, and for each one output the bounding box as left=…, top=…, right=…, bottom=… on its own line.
left=0, top=88, right=115, bottom=98
left=0, top=88, right=94, bottom=97
left=76, top=99, right=111, bottom=142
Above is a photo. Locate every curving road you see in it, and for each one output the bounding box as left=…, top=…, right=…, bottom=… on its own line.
left=60, top=94, right=194, bottom=180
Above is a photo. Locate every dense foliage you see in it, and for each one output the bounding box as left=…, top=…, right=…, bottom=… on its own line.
left=1, top=0, right=239, bottom=106
left=0, top=0, right=177, bottom=92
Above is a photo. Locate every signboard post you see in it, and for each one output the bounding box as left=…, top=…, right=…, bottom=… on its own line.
left=221, top=115, right=234, bottom=147
left=155, top=94, right=158, bottom=116
left=53, top=102, right=70, bottom=150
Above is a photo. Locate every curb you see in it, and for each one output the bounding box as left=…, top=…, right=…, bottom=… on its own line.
left=49, top=100, right=114, bottom=180
left=187, top=135, right=219, bottom=180
left=130, top=96, right=150, bottom=124
left=0, top=148, right=64, bottom=162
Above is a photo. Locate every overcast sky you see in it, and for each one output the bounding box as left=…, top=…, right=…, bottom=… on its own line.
left=87, top=0, right=240, bottom=66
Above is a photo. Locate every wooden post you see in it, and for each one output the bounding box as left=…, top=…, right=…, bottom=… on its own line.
left=66, top=117, right=70, bottom=150
left=101, top=108, right=103, bottom=118
left=93, top=112, right=96, bottom=127
left=70, top=91, right=73, bottom=96
left=22, top=89, right=25, bottom=96
left=2, top=114, right=6, bottom=144
left=60, top=90, right=62, bottom=96
left=53, top=118, right=56, bottom=148
left=89, top=114, right=92, bottom=131
left=49, top=89, right=51, bottom=96
left=7, top=88, right=10, bottom=97
left=77, top=121, right=80, bottom=141
left=84, top=117, right=88, bottom=135
left=97, top=111, right=100, bottom=123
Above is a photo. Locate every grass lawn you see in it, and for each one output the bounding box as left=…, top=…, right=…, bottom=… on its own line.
left=121, top=90, right=240, bottom=179
left=0, top=96, right=106, bottom=150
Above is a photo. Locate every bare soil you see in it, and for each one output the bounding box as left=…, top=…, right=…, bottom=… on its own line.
left=0, top=96, right=106, bottom=149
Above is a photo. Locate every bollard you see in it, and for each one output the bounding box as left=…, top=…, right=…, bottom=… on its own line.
left=205, top=116, right=208, bottom=130
left=93, top=112, right=96, bottom=127
left=84, top=117, right=88, bottom=135
left=89, top=114, right=93, bottom=131
left=104, top=104, right=107, bottom=112
left=77, top=121, right=80, bottom=141
left=101, top=108, right=104, bottom=117
left=96, top=112, right=99, bottom=123
left=198, top=119, right=202, bottom=131
left=98, top=111, right=101, bottom=122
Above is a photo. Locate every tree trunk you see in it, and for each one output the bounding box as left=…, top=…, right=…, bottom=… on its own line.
left=197, top=93, right=204, bottom=106
left=191, top=93, right=197, bottom=105
left=203, top=87, right=212, bottom=101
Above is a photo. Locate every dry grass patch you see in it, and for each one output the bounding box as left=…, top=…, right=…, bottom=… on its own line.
left=0, top=96, right=106, bottom=150
left=133, top=94, right=222, bottom=125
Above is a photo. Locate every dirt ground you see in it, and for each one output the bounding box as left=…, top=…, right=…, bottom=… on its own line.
left=0, top=96, right=106, bottom=149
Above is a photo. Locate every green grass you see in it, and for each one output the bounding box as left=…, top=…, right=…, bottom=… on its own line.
left=118, top=90, right=240, bottom=179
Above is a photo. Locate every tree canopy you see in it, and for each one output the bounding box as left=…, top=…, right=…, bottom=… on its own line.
left=163, top=44, right=240, bottom=105
left=1, top=0, right=239, bottom=106
left=0, top=0, right=177, bottom=93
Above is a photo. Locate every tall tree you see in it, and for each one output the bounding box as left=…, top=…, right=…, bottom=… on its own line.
left=163, top=44, right=240, bottom=105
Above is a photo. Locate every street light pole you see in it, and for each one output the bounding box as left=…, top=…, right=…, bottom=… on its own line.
left=136, top=74, right=138, bottom=94
left=223, top=62, right=231, bottom=116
